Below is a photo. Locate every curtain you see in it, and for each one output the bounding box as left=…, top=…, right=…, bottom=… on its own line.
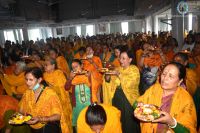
left=128, top=21, right=143, bottom=33
left=63, top=27, right=70, bottom=37
left=81, top=25, right=86, bottom=36
left=110, top=22, right=122, bottom=34
left=69, top=27, right=76, bottom=35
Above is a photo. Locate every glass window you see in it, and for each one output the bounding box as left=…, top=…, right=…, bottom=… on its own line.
left=188, top=13, right=193, bottom=31
left=121, top=22, right=128, bottom=34
left=28, top=28, right=41, bottom=41
left=86, top=25, right=94, bottom=36
left=4, top=30, right=15, bottom=43
left=76, top=26, right=81, bottom=36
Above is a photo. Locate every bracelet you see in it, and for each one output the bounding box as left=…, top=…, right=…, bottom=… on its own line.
left=141, top=55, right=146, bottom=58
left=168, top=117, right=177, bottom=128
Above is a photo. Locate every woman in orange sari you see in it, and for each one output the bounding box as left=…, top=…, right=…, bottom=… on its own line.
left=111, top=45, right=122, bottom=68
left=65, top=59, right=92, bottom=131
left=138, top=43, right=166, bottom=68
left=82, top=46, right=103, bottom=102
left=20, top=67, right=69, bottom=133
left=43, top=57, right=72, bottom=132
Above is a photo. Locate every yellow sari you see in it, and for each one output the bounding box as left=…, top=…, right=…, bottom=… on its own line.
left=0, top=72, right=27, bottom=96
left=20, top=87, right=69, bottom=133
left=186, top=68, right=198, bottom=96
left=77, top=104, right=122, bottom=133
left=103, top=65, right=140, bottom=105
left=43, top=70, right=72, bottom=132
left=56, top=56, right=70, bottom=77
left=137, top=83, right=197, bottom=133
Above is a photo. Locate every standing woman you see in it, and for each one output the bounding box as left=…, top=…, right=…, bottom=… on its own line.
left=43, top=57, right=72, bottom=132
left=20, top=67, right=70, bottom=133
left=111, top=45, right=122, bottom=68
left=103, top=49, right=141, bottom=133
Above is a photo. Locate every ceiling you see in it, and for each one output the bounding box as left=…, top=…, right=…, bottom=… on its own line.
left=0, top=0, right=171, bottom=24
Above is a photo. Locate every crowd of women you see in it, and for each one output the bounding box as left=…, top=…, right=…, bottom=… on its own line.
left=0, top=31, right=200, bottom=133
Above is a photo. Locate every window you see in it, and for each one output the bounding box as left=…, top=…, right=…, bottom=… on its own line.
left=121, top=22, right=128, bottom=34
left=46, top=28, right=52, bottom=38
left=188, top=13, right=193, bottom=31
left=4, top=30, right=15, bottom=42
left=28, top=28, right=41, bottom=41
left=86, top=25, right=94, bottom=36
left=76, top=26, right=81, bottom=36
left=20, top=29, right=24, bottom=41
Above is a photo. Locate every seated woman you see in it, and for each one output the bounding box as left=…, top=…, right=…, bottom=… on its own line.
left=0, top=95, right=31, bottom=133
left=20, top=67, right=69, bottom=133
left=133, top=62, right=197, bottom=133
left=0, top=61, right=27, bottom=99
left=65, top=59, right=92, bottom=129
left=77, top=103, right=122, bottom=133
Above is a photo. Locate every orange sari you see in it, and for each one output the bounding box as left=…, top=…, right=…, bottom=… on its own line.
left=112, top=58, right=120, bottom=68
left=0, top=95, right=18, bottom=129
left=3, top=64, right=16, bottom=75
left=83, top=56, right=103, bottom=102
left=164, top=50, right=175, bottom=62
left=143, top=54, right=163, bottom=67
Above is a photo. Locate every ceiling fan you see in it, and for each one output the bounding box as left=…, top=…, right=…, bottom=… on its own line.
left=37, top=0, right=61, bottom=6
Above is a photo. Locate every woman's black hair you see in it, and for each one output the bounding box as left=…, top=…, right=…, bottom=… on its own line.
left=85, top=103, right=107, bottom=126
left=114, top=45, right=122, bottom=52
left=173, top=52, right=189, bottom=67
left=163, top=62, right=186, bottom=80
left=78, top=47, right=86, bottom=52
left=25, top=67, right=48, bottom=87
left=120, top=47, right=135, bottom=65
left=49, top=48, right=58, bottom=54
left=45, top=56, right=58, bottom=69
left=172, top=38, right=178, bottom=47
left=72, top=59, right=82, bottom=66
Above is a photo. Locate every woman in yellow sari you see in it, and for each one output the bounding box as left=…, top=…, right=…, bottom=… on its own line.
left=133, top=62, right=197, bottom=133
left=49, top=48, right=70, bottom=78
left=43, top=57, right=72, bottom=132
left=103, top=49, right=141, bottom=133
left=20, top=67, right=69, bottom=133
left=77, top=103, right=122, bottom=133
left=0, top=61, right=27, bottom=98
left=173, top=52, right=198, bottom=96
